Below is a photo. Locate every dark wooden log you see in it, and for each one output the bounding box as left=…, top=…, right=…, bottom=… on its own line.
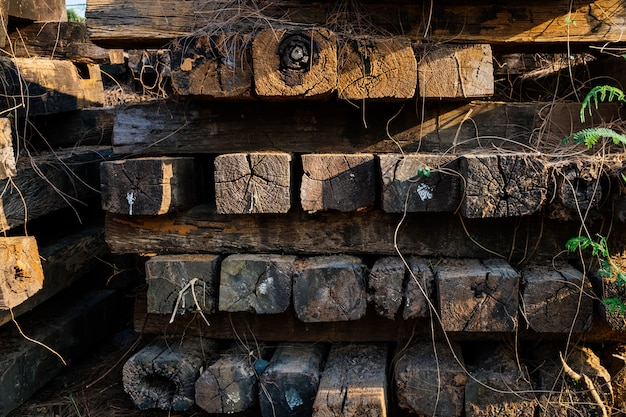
left=0, top=118, right=15, bottom=180
left=0, top=225, right=108, bottom=326
left=253, top=28, right=337, bottom=100
left=521, top=264, right=593, bottom=333
left=301, top=153, right=375, bottom=213
left=338, top=36, right=416, bottom=100
left=219, top=254, right=296, bottom=314
left=0, top=236, right=43, bottom=310
left=259, top=343, right=328, bottom=417
left=465, top=345, right=536, bottom=417
left=145, top=254, right=220, bottom=315
left=122, top=335, right=218, bottom=411
left=436, top=258, right=519, bottom=332
left=195, top=344, right=267, bottom=414
left=418, top=44, right=493, bottom=99
left=313, top=343, right=388, bottom=417
left=100, top=157, right=198, bottom=216
left=394, top=340, right=467, bottom=417
left=380, top=154, right=461, bottom=213
left=8, top=0, right=66, bottom=22
left=6, top=22, right=112, bottom=64
left=170, top=32, right=253, bottom=98
left=215, top=152, right=292, bottom=214
left=548, top=160, right=603, bottom=222
left=403, top=257, right=435, bottom=319
left=367, top=256, right=405, bottom=319
left=460, top=153, right=549, bottom=218
left=0, top=147, right=110, bottom=232
left=293, top=255, right=367, bottom=323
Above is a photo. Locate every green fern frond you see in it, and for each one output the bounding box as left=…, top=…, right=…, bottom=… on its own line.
left=562, top=127, right=626, bottom=148
left=580, top=85, right=626, bottom=122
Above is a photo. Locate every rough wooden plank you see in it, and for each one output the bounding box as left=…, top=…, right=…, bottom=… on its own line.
left=521, top=264, right=593, bottom=333
left=461, top=153, right=549, bottom=218
left=293, top=256, right=367, bottom=323
left=0, top=289, right=122, bottom=417
left=170, top=32, right=253, bottom=98
left=145, top=254, right=220, bottom=315
left=253, top=28, right=337, bottom=100
left=8, top=0, right=66, bottom=22
left=380, top=154, right=461, bottom=213
left=301, top=154, right=375, bottom=213
left=437, top=258, right=519, bottom=332
left=403, top=257, right=435, bottom=319
left=219, top=254, right=296, bottom=314
left=215, top=152, right=292, bottom=214
left=394, top=340, right=467, bottom=417
left=100, top=157, right=197, bottom=216
left=313, top=343, right=388, bottom=417
left=367, top=256, right=405, bottom=319
left=123, top=335, right=218, bottom=411
left=259, top=343, right=328, bottom=417
left=6, top=22, right=111, bottom=63
left=338, top=36, right=416, bottom=100
left=0, top=58, right=103, bottom=116
left=418, top=44, right=493, bottom=99
left=0, top=226, right=108, bottom=327
left=0, top=147, right=110, bottom=232
left=0, top=118, right=15, bottom=180
left=195, top=344, right=267, bottom=414
left=0, top=236, right=43, bottom=310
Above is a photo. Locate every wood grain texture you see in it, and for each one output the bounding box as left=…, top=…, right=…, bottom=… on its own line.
left=8, top=0, right=66, bottom=22
left=0, top=118, right=15, bottom=180
left=0, top=236, right=43, bottom=310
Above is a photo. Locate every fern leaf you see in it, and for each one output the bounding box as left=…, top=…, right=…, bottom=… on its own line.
left=564, top=127, right=626, bottom=149
left=580, top=85, right=626, bottom=123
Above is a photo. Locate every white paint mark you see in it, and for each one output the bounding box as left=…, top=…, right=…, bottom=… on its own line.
left=258, top=276, right=273, bottom=295
left=285, top=387, right=303, bottom=410
left=416, top=183, right=434, bottom=201
left=126, top=191, right=136, bottom=215
left=226, top=391, right=241, bottom=405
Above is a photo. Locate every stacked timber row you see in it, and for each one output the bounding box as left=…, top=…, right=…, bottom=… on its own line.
left=0, top=1, right=129, bottom=416
left=89, top=0, right=626, bottom=415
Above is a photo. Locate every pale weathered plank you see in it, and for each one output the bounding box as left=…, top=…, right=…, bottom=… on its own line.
left=8, top=0, right=66, bottom=22
left=0, top=236, right=43, bottom=310
left=0, top=118, right=15, bottom=181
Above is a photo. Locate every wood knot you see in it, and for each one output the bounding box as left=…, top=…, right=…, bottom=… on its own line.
left=278, top=34, right=316, bottom=71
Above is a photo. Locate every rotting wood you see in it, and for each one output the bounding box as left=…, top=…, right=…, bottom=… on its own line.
left=123, top=335, right=218, bottom=411
left=100, top=157, right=198, bottom=216
left=521, top=263, right=594, bottom=333
left=0, top=147, right=110, bottom=232
left=145, top=254, right=220, bottom=315
left=293, top=255, right=367, bottom=323
left=313, top=343, right=388, bottom=417
left=368, top=256, right=405, bottom=319
left=215, top=152, right=292, bottom=214
left=6, top=22, right=112, bottom=64
left=0, top=58, right=103, bottom=116
left=394, top=339, right=467, bottom=417
left=418, top=44, right=494, bottom=99
left=436, top=258, right=519, bottom=332
left=109, top=100, right=620, bottom=155
left=219, top=254, right=296, bottom=314
left=0, top=236, right=43, bottom=310
left=403, top=257, right=435, bottom=319
left=338, top=36, right=416, bottom=100
left=301, top=153, right=375, bottom=213
left=8, top=0, right=66, bottom=22
left=0, top=118, right=15, bottom=181
left=253, top=28, right=337, bottom=100
left=259, top=343, right=328, bottom=417
left=0, top=226, right=108, bottom=327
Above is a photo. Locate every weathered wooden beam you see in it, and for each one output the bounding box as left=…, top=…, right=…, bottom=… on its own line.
left=259, top=343, right=328, bottom=417
left=0, top=0, right=6, bottom=50
left=8, top=0, right=66, bottom=22
left=403, top=257, right=435, bottom=319
left=0, top=147, right=110, bottom=232
left=0, top=236, right=43, bottom=310
left=367, top=256, right=405, bottom=319
left=394, top=340, right=467, bottom=417
left=301, top=153, right=375, bottom=213
left=338, top=36, right=416, bottom=100
left=85, top=0, right=626, bottom=48
left=100, top=157, right=198, bottom=216
left=548, top=160, right=603, bottom=221
left=0, top=118, right=15, bottom=181
left=219, top=254, right=295, bottom=314
left=253, top=28, right=337, bottom=100
left=0, top=226, right=108, bottom=326
left=293, top=256, right=367, bottom=323
left=6, top=22, right=113, bottom=64
left=437, top=258, right=520, bottom=332
left=215, top=152, right=292, bottom=214
left=418, top=44, right=494, bottom=99
left=313, top=343, right=388, bottom=417
left=110, top=100, right=621, bottom=156
left=122, top=335, right=218, bottom=411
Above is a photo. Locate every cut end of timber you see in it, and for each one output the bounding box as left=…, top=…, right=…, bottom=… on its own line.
left=0, top=237, right=44, bottom=310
